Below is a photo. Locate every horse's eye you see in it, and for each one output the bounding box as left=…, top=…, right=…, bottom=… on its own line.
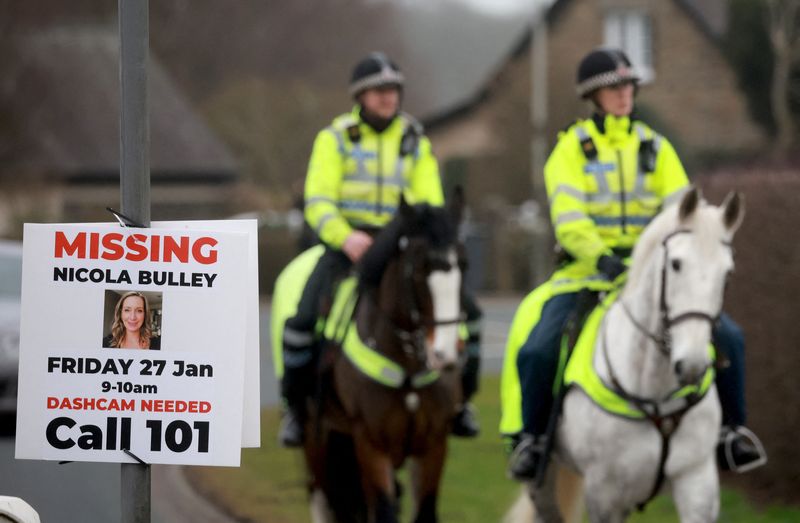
left=671, top=259, right=682, bottom=272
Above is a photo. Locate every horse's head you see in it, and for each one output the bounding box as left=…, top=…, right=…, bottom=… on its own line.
left=359, top=192, right=464, bottom=370
left=628, top=187, right=744, bottom=386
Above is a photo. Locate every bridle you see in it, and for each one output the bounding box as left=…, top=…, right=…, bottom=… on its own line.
left=619, top=229, right=723, bottom=357
left=600, top=228, right=728, bottom=510
left=371, top=236, right=464, bottom=360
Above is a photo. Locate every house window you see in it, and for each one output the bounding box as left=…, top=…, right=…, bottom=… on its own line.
left=604, top=10, right=654, bottom=83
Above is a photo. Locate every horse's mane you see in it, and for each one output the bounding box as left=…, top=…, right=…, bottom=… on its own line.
left=358, top=203, right=456, bottom=288
left=625, top=197, right=727, bottom=292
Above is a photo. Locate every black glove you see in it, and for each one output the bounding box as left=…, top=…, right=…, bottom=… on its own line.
left=596, top=254, right=627, bottom=281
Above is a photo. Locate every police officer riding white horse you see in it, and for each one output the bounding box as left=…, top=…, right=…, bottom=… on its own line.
left=502, top=47, right=767, bottom=484
left=278, top=52, right=483, bottom=448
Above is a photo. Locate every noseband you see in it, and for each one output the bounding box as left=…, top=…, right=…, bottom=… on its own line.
left=601, top=228, right=726, bottom=510
left=375, top=238, right=464, bottom=359
left=620, top=229, right=721, bottom=357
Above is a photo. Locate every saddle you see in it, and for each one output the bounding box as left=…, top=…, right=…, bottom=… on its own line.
left=531, top=289, right=717, bottom=487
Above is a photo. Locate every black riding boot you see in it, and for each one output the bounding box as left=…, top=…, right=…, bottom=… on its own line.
left=508, top=433, right=548, bottom=481
left=279, top=406, right=304, bottom=448
left=452, top=403, right=480, bottom=438
left=279, top=364, right=312, bottom=448
left=452, top=334, right=481, bottom=438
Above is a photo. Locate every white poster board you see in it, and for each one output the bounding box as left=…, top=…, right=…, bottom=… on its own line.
left=15, top=223, right=252, bottom=466
left=155, top=220, right=260, bottom=447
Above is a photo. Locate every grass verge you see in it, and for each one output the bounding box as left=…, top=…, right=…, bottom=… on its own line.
left=186, top=374, right=799, bottom=522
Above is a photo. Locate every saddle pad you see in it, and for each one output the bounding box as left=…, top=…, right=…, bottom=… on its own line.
left=271, top=245, right=325, bottom=378
left=564, top=292, right=716, bottom=419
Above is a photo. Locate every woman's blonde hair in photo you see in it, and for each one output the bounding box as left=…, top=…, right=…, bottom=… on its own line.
left=109, top=291, right=153, bottom=349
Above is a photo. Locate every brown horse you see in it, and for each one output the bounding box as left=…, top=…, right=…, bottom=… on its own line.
left=304, top=196, right=465, bottom=523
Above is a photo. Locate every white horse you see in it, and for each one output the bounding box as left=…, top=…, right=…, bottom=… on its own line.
left=513, top=187, right=744, bottom=523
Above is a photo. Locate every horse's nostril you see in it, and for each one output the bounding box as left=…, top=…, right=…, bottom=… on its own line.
left=674, top=360, right=684, bottom=376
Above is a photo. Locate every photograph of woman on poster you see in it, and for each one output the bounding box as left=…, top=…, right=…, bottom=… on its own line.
left=102, top=291, right=161, bottom=350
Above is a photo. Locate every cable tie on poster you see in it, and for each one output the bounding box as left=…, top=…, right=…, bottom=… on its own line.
left=122, top=448, right=148, bottom=466
left=106, top=207, right=146, bottom=228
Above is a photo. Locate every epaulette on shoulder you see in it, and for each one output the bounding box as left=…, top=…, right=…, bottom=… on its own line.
left=331, top=114, right=361, bottom=143
left=331, top=113, right=359, bottom=131
left=630, top=116, right=661, bottom=137
left=554, top=119, right=583, bottom=141
left=399, top=112, right=424, bottom=136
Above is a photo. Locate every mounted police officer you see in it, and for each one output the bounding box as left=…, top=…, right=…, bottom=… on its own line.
left=506, top=48, right=766, bottom=479
left=279, top=52, right=483, bottom=447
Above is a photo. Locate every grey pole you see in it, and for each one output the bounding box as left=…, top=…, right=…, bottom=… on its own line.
left=120, top=0, right=151, bottom=227
left=530, top=7, right=548, bottom=201
left=529, top=6, right=551, bottom=286
left=119, top=0, right=151, bottom=521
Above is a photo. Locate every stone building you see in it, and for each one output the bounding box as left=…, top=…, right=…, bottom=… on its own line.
left=0, top=27, right=239, bottom=235
left=425, top=0, right=764, bottom=207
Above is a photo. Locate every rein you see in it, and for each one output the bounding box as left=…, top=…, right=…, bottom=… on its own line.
left=598, top=320, right=706, bottom=511
left=338, top=239, right=463, bottom=390
left=366, top=289, right=463, bottom=362
left=600, top=228, right=719, bottom=510
left=392, top=242, right=464, bottom=356
left=620, top=229, right=720, bottom=357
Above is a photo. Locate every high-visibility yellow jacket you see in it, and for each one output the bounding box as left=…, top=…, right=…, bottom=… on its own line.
left=545, top=114, right=689, bottom=294
left=499, top=114, right=691, bottom=436
left=304, top=107, right=444, bottom=249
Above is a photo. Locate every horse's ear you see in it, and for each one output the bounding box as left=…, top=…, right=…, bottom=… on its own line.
left=720, top=191, right=745, bottom=234
left=448, top=185, right=465, bottom=228
left=678, top=186, right=701, bottom=222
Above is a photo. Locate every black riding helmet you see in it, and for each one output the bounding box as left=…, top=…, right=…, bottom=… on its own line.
left=349, top=52, right=405, bottom=99
left=576, top=48, right=640, bottom=99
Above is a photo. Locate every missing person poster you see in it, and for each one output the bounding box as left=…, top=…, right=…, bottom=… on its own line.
left=16, top=223, right=251, bottom=466
left=157, top=220, right=261, bottom=448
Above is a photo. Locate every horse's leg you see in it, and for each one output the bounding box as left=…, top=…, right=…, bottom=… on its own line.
left=353, top=429, right=397, bottom=523
left=304, top=425, right=336, bottom=523
left=582, top=470, right=627, bottom=523
left=555, top=466, right=584, bottom=523
left=527, top=463, right=564, bottom=523
left=309, top=489, right=336, bottom=523
left=408, top=440, right=447, bottom=523
left=671, top=458, right=719, bottom=523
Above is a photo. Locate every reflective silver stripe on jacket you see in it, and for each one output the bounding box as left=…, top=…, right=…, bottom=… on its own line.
left=283, top=326, right=315, bottom=347
left=329, top=126, right=347, bottom=156
left=555, top=210, right=590, bottom=227
left=575, top=126, right=612, bottom=198
left=332, top=125, right=409, bottom=190
left=389, top=155, right=408, bottom=189
left=331, top=126, right=372, bottom=183
left=343, top=169, right=408, bottom=189
left=305, top=196, right=336, bottom=207
left=550, top=184, right=586, bottom=204
left=314, top=213, right=337, bottom=235
left=552, top=274, right=607, bottom=287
